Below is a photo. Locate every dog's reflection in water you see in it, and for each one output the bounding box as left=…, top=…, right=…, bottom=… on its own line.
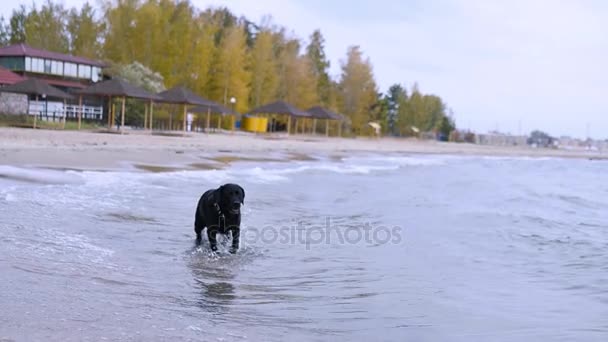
left=189, top=251, right=238, bottom=313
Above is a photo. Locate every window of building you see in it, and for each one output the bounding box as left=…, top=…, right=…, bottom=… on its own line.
left=51, top=60, right=63, bottom=75
left=32, top=58, right=44, bottom=73
left=44, top=60, right=52, bottom=74
left=25, top=57, right=32, bottom=72
left=65, top=63, right=78, bottom=77
left=92, top=67, right=101, bottom=82
left=78, top=65, right=91, bottom=79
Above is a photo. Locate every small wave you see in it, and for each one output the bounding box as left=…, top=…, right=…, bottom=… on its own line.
left=0, top=165, right=85, bottom=185
left=342, top=155, right=448, bottom=167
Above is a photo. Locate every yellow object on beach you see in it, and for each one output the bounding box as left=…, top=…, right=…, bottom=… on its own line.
left=242, top=116, right=268, bottom=133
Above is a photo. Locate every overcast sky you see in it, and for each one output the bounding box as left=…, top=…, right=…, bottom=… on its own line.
left=2, top=0, right=607, bottom=138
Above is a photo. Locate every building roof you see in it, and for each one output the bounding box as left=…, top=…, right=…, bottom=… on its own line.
left=249, top=100, right=310, bottom=117
left=44, top=78, right=87, bottom=89
left=190, top=103, right=238, bottom=115
left=0, top=43, right=106, bottom=67
left=75, top=78, right=162, bottom=100
left=0, top=78, right=73, bottom=99
left=306, top=106, right=345, bottom=120
left=157, top=86, right=215, bottom=106
left=0, top=66, right=25, bottom=85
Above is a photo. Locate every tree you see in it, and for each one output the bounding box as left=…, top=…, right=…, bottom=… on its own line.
left=438, top=115, right=455, bottom=141
left=209, top=24, right=250, bottom=112
left=275, top=37, right=318, bottom=109
left=0, top=17, right=10, bottom=45
left=24, top=0, right=69, bottom=53
left=385, top=84, right=408, bottom=135
left=338, top=45, right=378, bottom=134
left=67, top=2, right=104, bottom=59
left=249, top=28, right=278, bottom=107
left=111, top=61, right=166, bottom=93
left=306, top=29, right=331, bottom=106
left=102, top=0, right=139, bottom=64
left=9, top=5, right=27, bottom=44
left=190, top=11, right=220, bottom=97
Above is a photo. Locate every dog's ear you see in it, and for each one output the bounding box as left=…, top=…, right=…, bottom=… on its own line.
left=214, top=184, right=225, bottom=203
left=238, top=185, right=245, bottom=205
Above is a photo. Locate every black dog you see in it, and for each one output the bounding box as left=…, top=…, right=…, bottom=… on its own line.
left=194, top=183, right=245, bottom=253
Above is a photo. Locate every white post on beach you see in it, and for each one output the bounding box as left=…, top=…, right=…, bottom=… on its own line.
left=326, top=120, right=329, bottom=137
left=120, top=96, right=126, bottom=134
left=62, top=99, right=67, bottom=129
left=230, top=97, right=236, bottom=134
left=287, top=115, right=291, bottom=135
left=78, top=95, right=83, bottom=130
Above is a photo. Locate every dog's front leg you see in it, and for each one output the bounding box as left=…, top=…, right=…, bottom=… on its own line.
left=207, top=227, right=218, bottom=251
left=229, top=227, right=240, bottom=254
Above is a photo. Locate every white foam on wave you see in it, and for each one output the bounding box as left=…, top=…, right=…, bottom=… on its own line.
left=342, top=154, right=450, bottom=167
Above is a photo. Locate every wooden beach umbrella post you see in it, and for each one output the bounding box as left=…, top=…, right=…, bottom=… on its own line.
left=149, top=99, right=154, bottom=130
left=144, top=102, right=148, bottom=130
left=107, top=96, right=112, bottom=129
left=206, top=107, right=211, bottom=134
left=120, top=96, right=126, bottom=134
left=183, top=104, right=187, bottom=132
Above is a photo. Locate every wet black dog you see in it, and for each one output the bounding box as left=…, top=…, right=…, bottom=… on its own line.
left=194, top=183, right=245, bottom=253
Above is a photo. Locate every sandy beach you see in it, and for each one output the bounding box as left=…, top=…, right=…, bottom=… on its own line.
left=0, top=127, right=604, bottom=170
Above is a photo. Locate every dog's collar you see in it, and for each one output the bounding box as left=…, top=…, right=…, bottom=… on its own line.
left=213, top=202, right=225, bottom=218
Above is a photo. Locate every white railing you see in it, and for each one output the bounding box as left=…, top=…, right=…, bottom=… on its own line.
left=28, top=101, right=103, bottom=121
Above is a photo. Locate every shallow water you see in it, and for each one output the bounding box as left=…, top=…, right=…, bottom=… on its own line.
left=1, top=153, right=607, bottom=341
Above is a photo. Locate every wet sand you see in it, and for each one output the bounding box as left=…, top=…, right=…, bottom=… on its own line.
left=0, top=127, right=604, bottom=170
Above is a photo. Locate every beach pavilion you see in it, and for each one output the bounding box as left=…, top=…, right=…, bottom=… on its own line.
left=248, top=100, right=310, bottom=134
left=189, top=101, right=239, bottom=133
left=75, top=78, right=161, bottom=132
left=156, top=86, right=223, bottom=132
left=306, top=106, right=346, bottom=137
left=1, top=78, right=74, bottom=128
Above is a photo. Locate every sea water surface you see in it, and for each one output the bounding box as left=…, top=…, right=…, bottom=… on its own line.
left=1, top=152, right=607, bottom=341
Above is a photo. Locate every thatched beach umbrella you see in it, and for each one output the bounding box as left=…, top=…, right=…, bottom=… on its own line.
left=306, top=106, right=346, bottom=137
left=76, top=78, right=161, bottom=132
left=190, top=102, right=240, bottom=133
left=157, top=86, right=218, bottom=132
left=1, top=78, right=74, bottom=129
left=249, top=100, right=310, bottom=134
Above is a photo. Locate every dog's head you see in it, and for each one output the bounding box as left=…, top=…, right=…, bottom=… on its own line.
left=216, top=183, right=245, bottom=215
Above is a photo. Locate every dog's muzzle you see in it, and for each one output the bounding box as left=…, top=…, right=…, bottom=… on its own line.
left=230, top=202, right=241, bottom=214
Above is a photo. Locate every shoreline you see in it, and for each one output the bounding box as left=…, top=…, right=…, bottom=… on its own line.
left=0, top=127, right=605, bottom=171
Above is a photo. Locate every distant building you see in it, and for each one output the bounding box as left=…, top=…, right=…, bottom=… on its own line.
left=0, top=43, right=107, bottom=120
left=475, top=132, right=527, bottom=146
